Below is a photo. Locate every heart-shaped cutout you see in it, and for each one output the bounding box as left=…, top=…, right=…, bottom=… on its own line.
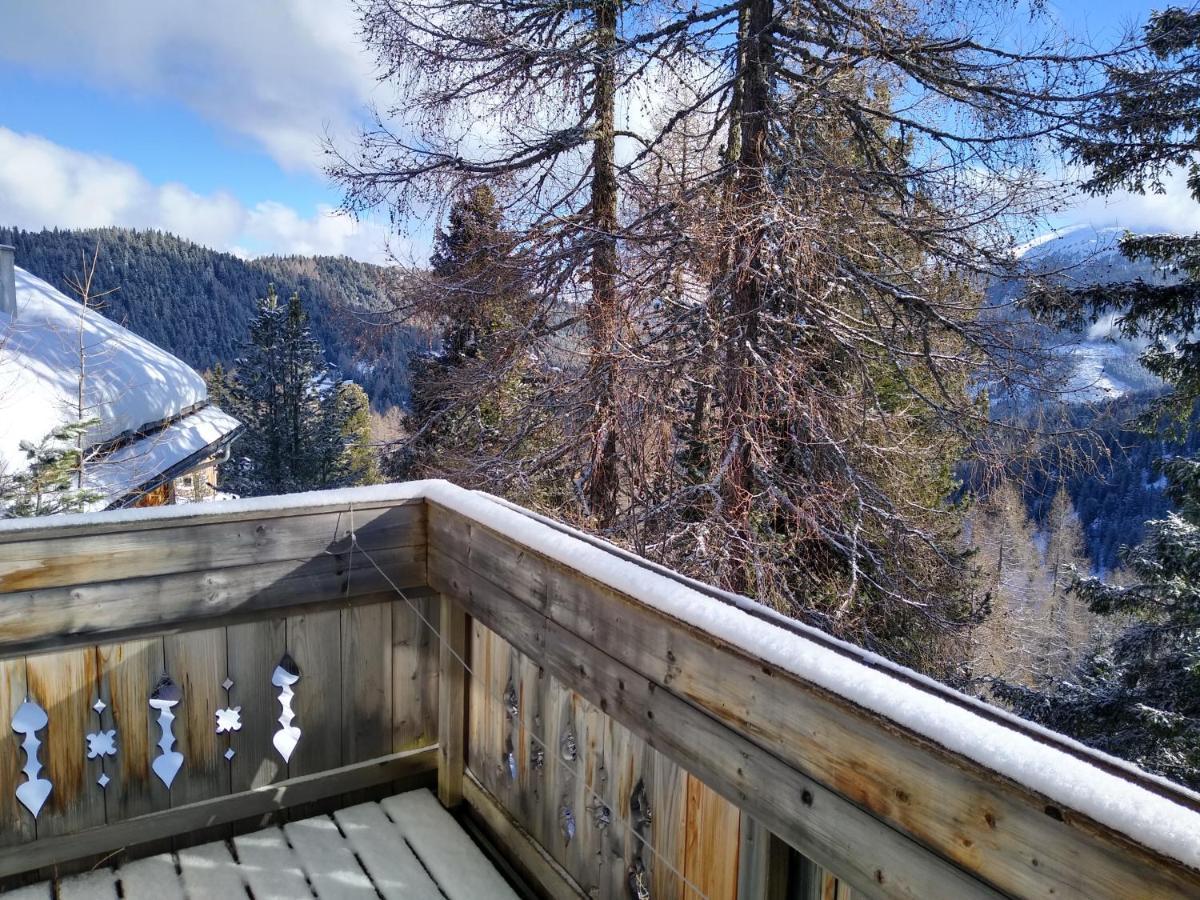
left=153, top=750, right=184, bottom=788
left=16, top=778, right=51, bottom=817
left=273, top=725, right=301, bottom=762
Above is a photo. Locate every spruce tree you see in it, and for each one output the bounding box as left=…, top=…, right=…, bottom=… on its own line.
left=1008, top=8, right=1200, bottom=788
left=226, top=286, right=378, bottom=495
left=398, top=187, right=544, bottom=488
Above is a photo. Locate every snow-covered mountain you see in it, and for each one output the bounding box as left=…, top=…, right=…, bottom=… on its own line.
left=996, top=224, right=1172, bottom=402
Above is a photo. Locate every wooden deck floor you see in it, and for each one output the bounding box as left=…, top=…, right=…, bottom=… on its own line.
left=10, top=790, right=520, bottom=900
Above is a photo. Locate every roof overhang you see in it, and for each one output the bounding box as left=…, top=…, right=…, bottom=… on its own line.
left=82, top=405, right=244, bottom=509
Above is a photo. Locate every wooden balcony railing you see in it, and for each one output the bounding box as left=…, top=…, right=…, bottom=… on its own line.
left=0, top=481, right=1197, bottom=899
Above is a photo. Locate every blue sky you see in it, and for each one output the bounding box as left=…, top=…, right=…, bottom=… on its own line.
left=0, top=0, right=1192, bottom=264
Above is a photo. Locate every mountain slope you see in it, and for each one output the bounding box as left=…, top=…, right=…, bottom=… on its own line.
left=0, top=226, right=428, bottom=409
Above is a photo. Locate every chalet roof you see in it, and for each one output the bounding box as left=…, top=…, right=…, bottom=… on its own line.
left=0, top=265, right=241, bottom=502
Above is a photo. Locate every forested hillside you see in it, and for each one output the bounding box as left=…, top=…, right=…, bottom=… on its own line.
left=0, top=226, right=427, bottom=409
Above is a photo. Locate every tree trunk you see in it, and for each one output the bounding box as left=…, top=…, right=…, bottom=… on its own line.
left=585, top=0, right=621, bottom=526
left=720, top=0, right=772, bottom=593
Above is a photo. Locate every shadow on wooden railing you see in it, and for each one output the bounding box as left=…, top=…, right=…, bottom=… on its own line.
left=0, top=481, right=1198, bottom=899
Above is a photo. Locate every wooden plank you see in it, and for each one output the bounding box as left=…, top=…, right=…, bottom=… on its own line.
left=226, top=619, right=287, bottom=793
left=0, top=748, right=436, bottom=881
left=0, top=658, right=35, bottom=846
left=0, top=502, right=425, bottom=592
left=650, top=747, right=689, bottom=900
left=684, top=776, right=741, bottom=900
left=177, top=841, right=246, bottom=897
left=163, top=628, right=228, bottom=807
left=429, top=542, right=1002, bottom=900
left=333, top=802, right=441, bottom=899
left=341, top=602, right=393, bottom=763
left=97, top=637, right=169, bottom=824
left=464, top=771, right=587, bottom=899
left=0, top=495, right=424, bottom=543
left=737, top=817, right=790, bottom=900
left=57, top=867, right=119, bottom=899
left=286, top=608, right=343, bottom=778
left=381, top=788, right=521, bottom=900
left=438, top=594, right=468, bottom=808
left=0, top=546, right=425, bottom=656
left=25, top=647, right=106, bottom=837
left=284, top=815, right=377, bottom=899
left=116, top=853, right=186, bottom=900
left=391, top=594, right=438, bottom=752
left=231, top=826, right=315, bottom=899
left=430, top=503, right=1200, bottom=899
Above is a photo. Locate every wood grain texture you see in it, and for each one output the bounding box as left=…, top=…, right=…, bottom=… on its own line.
left=163, top=629, right=228, bottom=807
left=0, top=748, right=436, bottom=882
left=0, top=502, right=424, bottom=593
left=684, top=776, right=741, bottom=900
left=437, top=595, right=468, bottom=808
left=431, top=530, right=999, bottom=900
left=225, top=619, right=286, bottom=793
left=464, top=623, right=714, bottom=900
left=25, top=647, right=106, bottom=837
left=286, top=608, right=343, bottom=778
left=464, top=771, right=587, bottom=900
left=391, top=595, right=438, bottom=752
left=341, top=602, right=393, bottom=764
left=0, top=547, right=424, bottom=656
left=97, top=638, right=168, bottom=823
left=429, top=501, right=1200, bottom=899
left=0, top=657, right=35, bottom=846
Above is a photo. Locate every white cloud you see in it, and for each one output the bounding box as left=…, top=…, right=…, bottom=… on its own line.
left=1063, top=168, right=1200, bottom=236
left=0, top=1, right=378, bottom=173
left=0, top=128, right=398, bottom=263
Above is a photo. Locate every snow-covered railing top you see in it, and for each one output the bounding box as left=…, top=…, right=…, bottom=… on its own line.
left=1, top=480, right=1197, bottom=898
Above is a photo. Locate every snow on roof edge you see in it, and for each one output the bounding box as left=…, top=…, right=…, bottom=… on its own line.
left=1, top=479, right=1197, bottom=867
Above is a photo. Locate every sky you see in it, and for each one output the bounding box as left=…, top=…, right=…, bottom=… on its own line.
left=0, top=0, right=1195, bottom=265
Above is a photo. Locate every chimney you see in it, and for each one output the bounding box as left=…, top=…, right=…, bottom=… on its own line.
left=0, top=245, right=14, bottom=318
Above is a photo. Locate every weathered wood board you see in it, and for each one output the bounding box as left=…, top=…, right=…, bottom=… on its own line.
left=0, top=597, right=437, bottom=876
left=430, top=500, right=1200, bottom=900
left=466, top=622, right=740, bottom=900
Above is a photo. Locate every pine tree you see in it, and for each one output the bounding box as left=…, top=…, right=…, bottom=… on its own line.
left=3, top=420, right=103, bottom=517
left=225, top=286, right=379, bottom=495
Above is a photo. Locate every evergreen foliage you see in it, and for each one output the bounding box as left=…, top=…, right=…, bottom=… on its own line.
left=2, top=420, right=103, bottom=517
left=397, top=188, right=552, bottom=493
left=223, top=286, right=378, bottom=496
left=1001, top=7, right=1200, bottom=788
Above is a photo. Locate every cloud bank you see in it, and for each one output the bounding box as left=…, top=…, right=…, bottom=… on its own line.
left=0, top=129, right=396, bottom=263
left=0, top=0, right=377, bottom=173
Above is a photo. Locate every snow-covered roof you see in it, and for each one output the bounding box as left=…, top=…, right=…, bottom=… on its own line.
left=0, top=266, right=208, bottom=475
left=84, top=405, right=243, bottom=507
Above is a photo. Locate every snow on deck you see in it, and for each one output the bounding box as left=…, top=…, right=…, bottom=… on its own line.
left=15, top=789, right=518, bottom=900
left=0, top=266, right=207, bottom=475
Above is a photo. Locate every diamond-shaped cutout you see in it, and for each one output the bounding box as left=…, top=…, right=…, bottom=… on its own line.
left=222, top=677, right=234, bottom=692
left=97, top=773, right=110, bottom=789
left=92, top=698, right=107, bottom=715
left=224, top=747, right=236, bottom=761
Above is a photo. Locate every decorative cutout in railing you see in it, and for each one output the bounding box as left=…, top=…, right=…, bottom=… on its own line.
left=9, top=650, right=314, bottom=819
left=215, top=674, right=243, bottom=763
left=271, top=652, right=302, bottom=763
left=11, top=699, right=50, bottom=819
left=149, top=675, right=184, bottom=789
left=85, top=697, right=117, bottom=792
